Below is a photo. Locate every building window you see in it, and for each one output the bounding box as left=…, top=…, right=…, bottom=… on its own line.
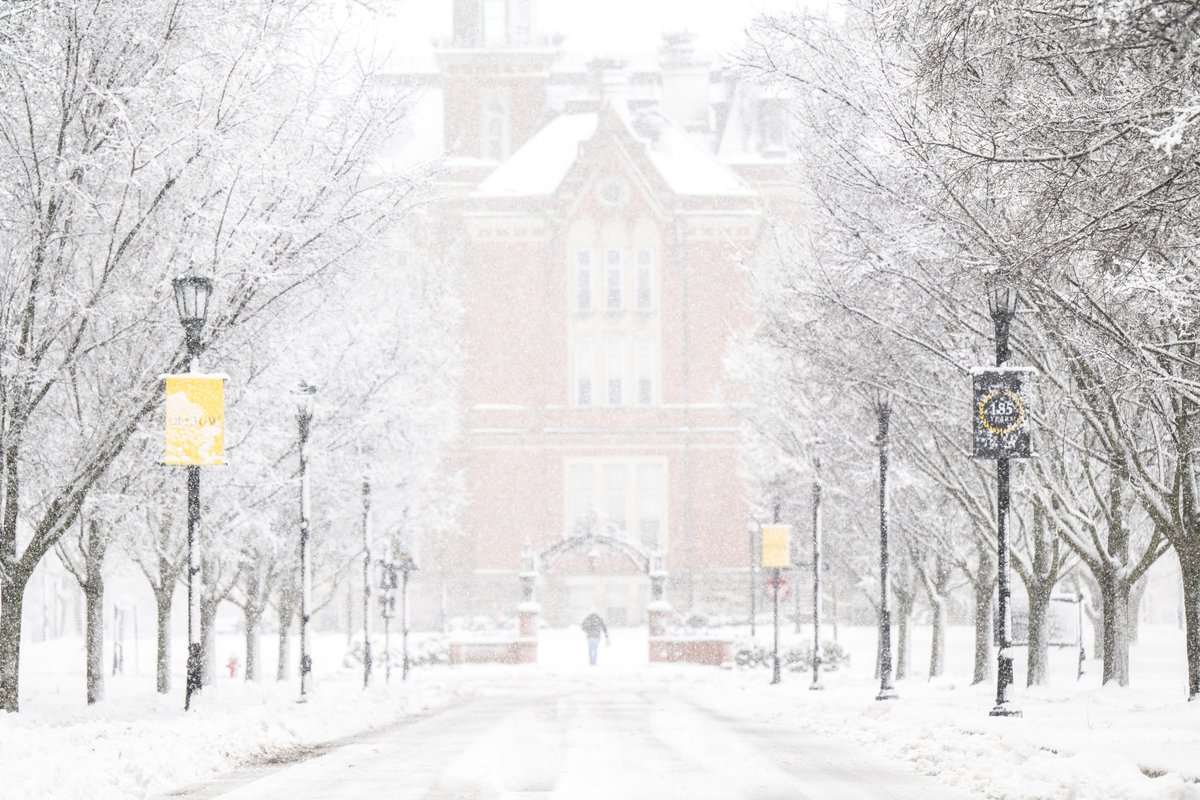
left=635, top=337, right=655, bottom=405
left=602, top=464, right=629, bottom=533
left=574, top=250, right=592, bottom=312
left=635, top=249, right=654, bottom=311
left=564, top=459, right=667, bottom=546
left=605, top=334, right=625, bottom=406
left=574, top=336, right=593, bottom=407
left=605, top=249, right=623, bottom=312
left=567, top=463, right=595, bottom=535
left=636, top=463, right=665, bottom=551
left=483, top=91, right=509, bottom=161
left=483, top=0, right=506, bottom=46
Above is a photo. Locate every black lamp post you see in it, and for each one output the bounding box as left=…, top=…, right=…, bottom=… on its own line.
left=988, top=285, right=1021, bottom=717
left=810, top=455, right=824, bottom=691
left=295, top=382, right=317, bottom=702
left=873, top=390, right=898, bottom=701
left=396, top=550, right=418, bottom=681
left=361, top=474, right=372, bottom=689
left=378, top=556, right=399, bottom=683
left=747, top=518, right=758, bottom=638
left=172, top=275, right=212, bottom=712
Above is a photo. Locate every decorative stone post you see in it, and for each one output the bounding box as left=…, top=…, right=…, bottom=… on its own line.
left=515, top=545, right=539, bottom=663
left=647, top=550, right=672, bottom=637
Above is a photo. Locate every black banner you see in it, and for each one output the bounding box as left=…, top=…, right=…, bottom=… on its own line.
left=972, top=368, right=1034, bottom=459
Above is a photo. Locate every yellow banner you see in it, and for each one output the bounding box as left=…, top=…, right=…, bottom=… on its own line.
left=761, top=524, right=791, bottom=568
left=163, top=375, right=225, bottom=466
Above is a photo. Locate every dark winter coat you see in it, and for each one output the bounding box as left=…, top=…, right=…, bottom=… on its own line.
left=581, top=613, right=608, bottom=638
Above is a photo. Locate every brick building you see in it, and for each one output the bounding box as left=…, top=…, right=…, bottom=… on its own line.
left=394, top=0, right=797, bottom=626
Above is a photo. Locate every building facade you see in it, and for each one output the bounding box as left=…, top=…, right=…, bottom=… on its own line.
left=400, top=0, right=797, bottom=627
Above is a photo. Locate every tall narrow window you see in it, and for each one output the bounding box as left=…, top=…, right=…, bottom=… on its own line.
left=574, top=250, right=592, bottom=312
left=635, top=337, right=655, bottom=405
left=635, top=249, right=654, bottom=311
left=483, top=0, right=506, bottom=46
left=574, top=337, right=593, bottom=407
left=484, top=91, right=509, bottom=161
left=637, top=463, right=665, bottom=550
left=603, top=464, right=629, bottom=535
left=605, top=249, right=623, bottom=312
left=567, top=463, right=595, bottom=535
left=605, top=334, right=624, bottom=406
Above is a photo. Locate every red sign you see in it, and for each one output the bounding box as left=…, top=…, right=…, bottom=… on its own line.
left=765, top=575, right=791, bottom=601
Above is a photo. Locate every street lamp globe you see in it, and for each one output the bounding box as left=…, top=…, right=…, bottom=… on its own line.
left=172, top=275, right=213, bottom=324
left=869, top=387, right=893, bottom=420
left=172, top=275, right=213, bottom=360
left=987, top=283, right=1018, bottom=322
left=295, top=381, right=317, bottom=424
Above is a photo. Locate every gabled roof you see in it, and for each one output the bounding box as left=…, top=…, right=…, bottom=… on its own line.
left=476, top=113, right=598, bottom=196
left=474, top=103, right=754, bottom=200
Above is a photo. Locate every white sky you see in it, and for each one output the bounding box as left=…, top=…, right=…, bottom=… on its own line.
left=367, top=0, right=831, bottom=70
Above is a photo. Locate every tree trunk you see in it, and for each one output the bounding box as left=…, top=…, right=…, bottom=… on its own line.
left=972, top=559, right=994, bottom=685
left=1026, top=583, right=1052, bottom=687
left=155, top=589, right=172, bottom=694
left=1129, top=577, right=1147, bottom=644
left=895, top=594, right=913, bottom=681
left=84, top=571, right=105, bottom=705
left=245, top=609, right=261, bottom=682
left=974, top=578, right=993, bottom=686
left=0, top=577, right=27, bottom=712
left=929, top=595, right=946, bottom=679
left=200, top=600, right=218, bottom=687
left=1100, top=571, right=1131, bottom=687
left=1182, top=555, right=1200, bottom=701
left=1088, top=597, right=1104, bottom=661
left=277, top=604, right=293, bottom=681
left=83, top=519, right=106, bottom=705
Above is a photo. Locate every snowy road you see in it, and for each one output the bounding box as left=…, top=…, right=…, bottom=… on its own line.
left=167, top=672, right=973, bottom=800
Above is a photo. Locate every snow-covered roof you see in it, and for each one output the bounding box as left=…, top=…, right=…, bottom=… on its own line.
left=641, top=117, right=752, bottom=196
left=475, top=113, right=598, bottom=196
left=474, top=105, right=753, bottom=199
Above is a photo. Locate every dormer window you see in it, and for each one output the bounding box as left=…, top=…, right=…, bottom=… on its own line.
left=759, top=99, right=787, bottom=156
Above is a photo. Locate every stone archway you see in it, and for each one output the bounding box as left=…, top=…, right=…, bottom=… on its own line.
left=526, top=534, right=670, bottom=635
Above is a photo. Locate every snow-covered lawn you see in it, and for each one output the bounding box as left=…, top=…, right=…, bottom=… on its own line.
left=677, top=622, right=1200, bottom=800
left=2, top=622, right=1197, bottom=799
left=0, top=632, right=470, bottom=800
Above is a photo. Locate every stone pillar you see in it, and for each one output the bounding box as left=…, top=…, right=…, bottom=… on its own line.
left=647, top=550, right=672, bottom=637
left=515, top=545, right=539, bottom=663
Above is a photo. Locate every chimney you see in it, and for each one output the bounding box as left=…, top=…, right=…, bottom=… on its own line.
left=658, top=32, right=710, bottom=133
left=453, top=0, right=484, bottom=47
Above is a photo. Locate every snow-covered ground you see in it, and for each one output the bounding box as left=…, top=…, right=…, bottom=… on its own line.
left=681, top=622, right=1200, bottom=800
left=1, top=622, right=1197, bottom=799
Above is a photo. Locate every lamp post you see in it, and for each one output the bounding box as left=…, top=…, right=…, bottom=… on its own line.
left=396, top=550, right=418, bottom=681
left=811, top=456, right=824, bottom=691
left=361, top=474, right=372, bottom=689
left=296, top=383, right=317, bottom=702
left=747, top=519, right=758, bottom=638
left=378, top=556, right=398, bottom=683
left=172, top=275, right=212, bottom=712
left=988, top=285, right=1021, bottom=717
left=873, top=391, right=898, bottom=701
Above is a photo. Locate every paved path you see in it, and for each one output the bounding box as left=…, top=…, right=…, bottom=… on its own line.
left=166, top=672, right=974, bottom=800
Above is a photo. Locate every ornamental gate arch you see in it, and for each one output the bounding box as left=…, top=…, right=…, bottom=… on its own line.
left=519, top=534, right=670, bottom=634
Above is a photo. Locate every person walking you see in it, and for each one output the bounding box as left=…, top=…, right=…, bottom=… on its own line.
left=581, top=609, right=609, bottom=665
